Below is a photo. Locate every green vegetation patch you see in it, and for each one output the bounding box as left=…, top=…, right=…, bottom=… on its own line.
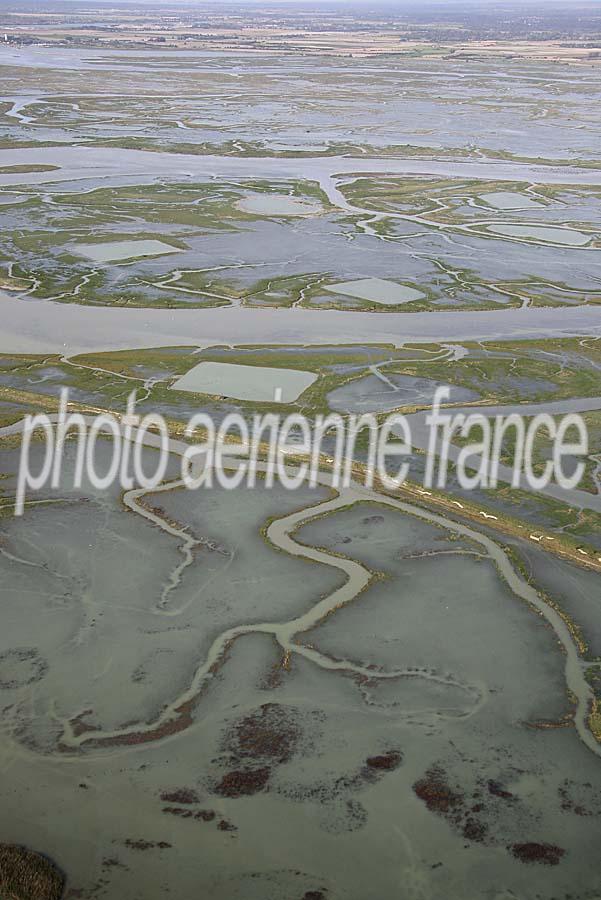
left=384, top=337, right=601, bottom=403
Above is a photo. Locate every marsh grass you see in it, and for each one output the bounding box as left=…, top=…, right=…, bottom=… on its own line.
left=0, top=845, right=64, bottom=900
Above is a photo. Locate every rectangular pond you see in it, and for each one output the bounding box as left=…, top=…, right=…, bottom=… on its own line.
left=479, top=191, right=542, bottom=210
left=170, top=360, right=317, bottom=402
left=72, top=239, right=182, bottom=263
left=487, top=224, right=590, bottom=246
left=324, top=278, right=424, bottom=305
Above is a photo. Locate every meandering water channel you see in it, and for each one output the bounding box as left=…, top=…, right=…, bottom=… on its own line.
left=2, top=416, right=598, bottom=759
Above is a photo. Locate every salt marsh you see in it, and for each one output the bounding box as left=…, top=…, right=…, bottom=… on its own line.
left=1, top=34, right=601, bottom=900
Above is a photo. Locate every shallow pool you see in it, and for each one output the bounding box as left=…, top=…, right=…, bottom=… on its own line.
left=72, top=239, right=182, bottom=263
left=486, top=223, right=590, bottom=246
left=170, top=360, right=317, bottom=402
left=479, top=191, right=542, bottom=210
left=236, top=194, right=322, bottom=216
left=325, top=278, right=424, bottom=305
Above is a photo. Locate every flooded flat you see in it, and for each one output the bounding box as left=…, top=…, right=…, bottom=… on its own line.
left=487, top=223, right=591, bottom=245
left=1, top=424, right=600, bottom=900
left=0, top=292, right=600, bottom=357
left=2, top=34, right=601, bottom=900
left=328, top=373, right=479, bottom=413
left=480, top=191, right=543, bottom=209
left=170, top=360, right=317, bottom=402
left=325, top=278, right=425, bottom=305
left=72, top=239, right=181, bottom=263
left=4, top=147, right=601, bottom=190
left=236, top=194, right=322, bottom=216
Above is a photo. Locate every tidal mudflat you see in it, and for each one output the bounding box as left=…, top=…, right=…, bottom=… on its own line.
left=327, top=372, right=479, bottom=413
left=1, top=423, right=599, bottom=897
left=2, top=152, right=601, bottom=313
left=1, top=24, right=601, bottom=900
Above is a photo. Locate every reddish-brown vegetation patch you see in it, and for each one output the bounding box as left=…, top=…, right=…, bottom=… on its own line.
left=412, top=765, right=500, bottom=847
left=215, top=767, right=271, bottom=798
left=81, top=697, right=197, bottom=749
left=558, top=779, right=597, bottom=817
left=224, top=703, right=301, bottom=764
left=69, top=710, right=98, bottom=738
left=365, top=751, right=402, bottom=771
left=162, top=806, right=216, bottom=823
left=487, top=780, right=514, bottom=800
left=509, top=842, right=565, bottom=866
left=413, top=766, right=464, bottom=816
left=211, top=704, right=311, bottom=800
left=195, top=809, right=216, bottom=822
left=163, top=806, right=193, bottom=819
left=462, top=818, right=488, bottom=843
left=160, top=788, right=199, bottom=805
left=123, top=839, right=171, bottom=851
left=412, top=763, right=547, bottom=853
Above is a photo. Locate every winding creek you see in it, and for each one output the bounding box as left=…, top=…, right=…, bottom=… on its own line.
left=3, top=42, right=601, bottom=899
left=2, top=144, right=601, bottom=355
left=3, top=416, right=599, bottom=759
left=1, top=141, right=600, bottom=758
left=4, top=146, right=601, bottom=189
left=1, top=291, right=601, bottom=356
